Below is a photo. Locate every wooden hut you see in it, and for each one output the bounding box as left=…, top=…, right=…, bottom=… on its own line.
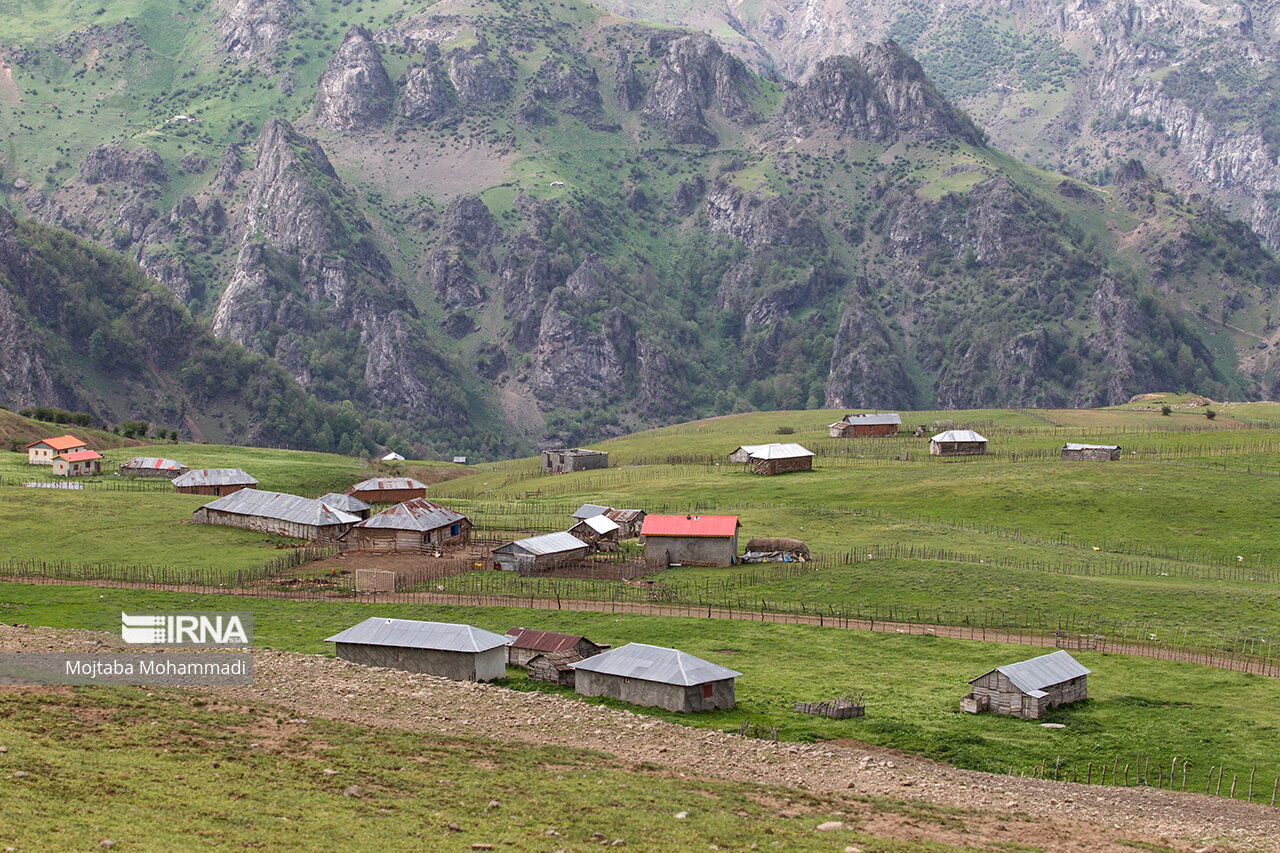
left=641, top=514, right=739, bottom=567
left=504, top=627, right=608, bottom=668
left=26, top=435, right=87, bottom=465
left=51, top=450, right=102, bottom=477
left=191, top=489, right=360, bottom=542
left=829, top=412, right=901, bottom=437
left=347, top=498, right=470, bottom=553
left=526, top=651, right=580, bottom=687
left=929, top=430, right=987, bottom=457
left=571, top=643, right=741, bottom=713
left=604, top=508, right=646, bottom=539
left=569, top=514, right=620, bottom=550
left=961, top=650, right=1090, bottom=719
left=1060, top=443, right=1121, bottom=461
left=541, top=448, right=608, bottom=474
left=119, top=457, right=189, bottom=479
left=325, top=618, right=511, bottom=681
left=173, top=469, right=258, bottom=496
left=491, top=532, right=589, bottom=573
left=344, top=476, right=427, bottom=504
left=728, top=443, right=814, bottom=475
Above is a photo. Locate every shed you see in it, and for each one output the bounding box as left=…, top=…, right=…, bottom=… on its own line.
left=491, top=532, right=589, bottom=573
left=325, top=618, right=511, bottom=681
left=51, top=450, right=102, bottom=477
left=1061, top=443, right=1121, bottom=461
left=381, top=452, right=405, bottom=462
left=641, top=514, right=739, bottom=567
left=452, top=456, right=467, bottom=465
left=119, top=457, right=189, bottom=479
left=26, top=435, right=87, bottom=465
left=348, top=498, right=470, bottom=553
left=526, top=651, right=581, bottom=687
left=961, top=650, right=1090, bottom=719
left=570, top=643, right=741, bottom=713
left=541, top=448, right=609, bottom=474
left=504, top=627, right=608, bottom=668
left=191, top=489, right=359, bottom=542
left=344, top=476, right=427, bottom=504
left=727, top=443, right=815, bottom=475
left=316, top=492, right=372, bottom=520
left=569, top=514, right=620, bottom=549
left=929, top=430, right=988, bottom=457
left=829, top=412, right=902, bottom=438
left=173, top=468, right=258, bottom=496
left=604, top=508, right=646, bottom=539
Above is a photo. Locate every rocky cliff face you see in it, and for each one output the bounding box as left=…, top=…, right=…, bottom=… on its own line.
left=0, top=210, right=63, bottom=409
left=216, top=0, right=296, bottom=63
left=314, top=26, right=394, bottom=131
left=639, top=34, right=756, bottom=145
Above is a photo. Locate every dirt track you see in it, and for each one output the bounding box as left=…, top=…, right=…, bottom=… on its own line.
left=2, top=624, right=1278, bottom=851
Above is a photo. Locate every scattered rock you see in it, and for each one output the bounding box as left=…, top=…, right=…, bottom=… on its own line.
left=322, top=768, right=339, bottom=776
left=11, top=770, right=29, bottom=778
left=675, top=811, right=688, bottom=819
left=98, top=842, right=116, bottom=850
left=342, top=785, right=361, bottom=798
left=447, top=822, right=462, bottom=832
left=816, top=821, right=844, bottom=831
left=486, top=799, right=500, bottom=810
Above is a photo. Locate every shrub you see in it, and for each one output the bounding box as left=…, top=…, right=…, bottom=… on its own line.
left=776, top=426, right=795, bottom=435
left=1161, top=405, right=1172, bottom=416
left=1206, top=409, right=1217, bottom=420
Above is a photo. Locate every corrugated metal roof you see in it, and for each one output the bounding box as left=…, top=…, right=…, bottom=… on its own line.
left=325, top=618, right=511, bottom=653
left=173, top=468, right=258, bottom=487
left=733, top=443, right=814, bottom=460
left=605, top=508, right=644, bottom=524
left=641, top=514, right=739, bottom=538
left=356, top=498, right=467, bottom=531
left=493, top=532, right=589, bottom=557
left=972, top=650, right=1090, bottom=694
left=843, top=412, right=902, bottom=425
left=569, top=643, right=741, bottom=686
left=572, top=503, right=610, bottom=520
left=198, top=489, right=359, bottom=526
left=56, top=450, right=102, bottom=462
left=121, top=457, right=186, bottom=471
left=26, top=435, right=86, bottom=451
left=1062, top=443, right=1120, bottom=451
left=381, top=452, right=405, bottom=461
left=931, top=430, right=987, bottom=443
left=505, top=628, right=588, bottom=652
left=577, top=515, right=620, bottom=535
left=347, top=476, right=427, bottom=493
left=317, top=493, right=372, bottom=513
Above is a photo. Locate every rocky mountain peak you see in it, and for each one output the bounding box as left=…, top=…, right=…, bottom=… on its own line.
left=216, top=0, right=296, bottom=63
left=641, top=34, right=756, bottom=145
left=243, top=118, right=344, bottom=258
left=314, top=26, right=394, bottom=131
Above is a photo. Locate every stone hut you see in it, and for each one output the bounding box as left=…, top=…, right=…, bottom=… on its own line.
left=192, top=489, right=360, bottom=542
left=173, top=468, right=258, bottom=496
left=571, top=643, right=741, bottom=713
left=1060, top=443, right=1121, bottom=461
left=829, top=412, right=901, bottom=437
left=929, top=430, right=988, bottom=456
left=119, top=457, right=189, bottom=478
left=541, top=448, right=609, bottom=474
left=641, top=514, right=739, bottom=567
left=961, top=650, right=1090, bottom=720
left=325, top=618, right=511, bottom=682
left=491, top=532, right=590, bottom=573
left=504, top=627, right=608, bottom=668
left=728, top=443, right=815, bottom=475
left=347, top=498, right=470, bottom=553
left=344, top=476, right=427, bottom=504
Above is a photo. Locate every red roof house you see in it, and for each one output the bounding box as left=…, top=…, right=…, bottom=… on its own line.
left=640, top=514, right=740, bottom=567
left=51, top=449, right=102, bottom=477
left=26, top=435, right=88, bottom=465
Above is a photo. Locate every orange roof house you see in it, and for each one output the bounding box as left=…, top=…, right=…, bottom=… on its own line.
left=26, top=435, right=88, bottom=465
left=51, top=449, right=102, bottom=477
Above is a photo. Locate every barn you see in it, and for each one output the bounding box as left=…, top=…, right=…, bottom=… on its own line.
left=829, top=412, right=902, bottom=437
left=1061, top=443, right=1121, bottom=461
left=569, top=514, right=620, bottom=549
left=173, top=468, right=258, bottom=496
left=571, top=643, right=741, bottom=713
left=26, top=435, right=87, bottom=465
left=347, top=498, right=470, bottom=553
left=51, top=450, right=102, bottom=477
left=641, top=514, right=739, bottom=567
left=344, top=476, right=427, bottom=504
left=325, top=618, right=511, bottom=681
left=727, top=443, right=815, bottom=475
left=541, top=448, right=609, bottom=474
left=929, top=430, right=988, bottom=457
left=504, top=627, right=608, bottom=668
left=491, top=532, right=589, bottom=573
left=317, top=492, right=372, bottom=520
left=119, top=457, right=189, bottom=479
left=961, top=650, right=1090, bottom=719
left=192, top=489, right=360, bottom=542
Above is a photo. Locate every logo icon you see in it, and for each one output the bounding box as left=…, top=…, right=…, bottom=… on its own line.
left=120, top=612, right=252, bottom=647
left=120, top=613, right=167, bottom=644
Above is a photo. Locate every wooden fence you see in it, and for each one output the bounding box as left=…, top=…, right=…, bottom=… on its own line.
left=1013, top=753, right=1279, bottom=808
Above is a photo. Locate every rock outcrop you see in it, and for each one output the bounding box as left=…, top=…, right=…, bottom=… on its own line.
left=314, top=26, right=395, bottom=132
left=217, top=0, right=296, bottom=63
left=641, top=34, right=756, bottom=145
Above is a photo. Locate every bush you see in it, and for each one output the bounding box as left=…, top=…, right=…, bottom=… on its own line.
left=776, top=426, right=795, bottom=435
left=1206, top=409, right=1217, bottom=420
left=1161, top=405, right=1172, bottom=416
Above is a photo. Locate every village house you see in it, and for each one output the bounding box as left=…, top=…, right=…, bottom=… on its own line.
left=504, top=627, right=608, bottom=668
left=929, top=430, right=988, bottom=457
left=381, top=452, right=405, bottom=462
left=51, top=450, right=102, bottom=477
left=344, top=476, right=427, bottom=504
left=727, top=443, right=815, bottom=475
left=571, top=503, right=611, bottom=524
left=191, top=489, right=360, bottom=542
left=1060, top=443, right=1121, bottom=461
left=119, top=457, right=189, bottom=479
left=961, top=650, right=1090, bottom=719
left=346, top=498, right=470, bottom=553
left=325, top=618, right=511, bottom=681
left=491, top=532, right=589, bottom=573
left=541, top=448, right=609, bottom=474
left=316, top=492, right=372, bottom=520
left=569, top=513, right=621, bottom=550
left=26, top=435, right=87, bottom=465
left=172, top=468, right=258, bottom=496
left=641, top=514, right=739, bottom=567
left=572, top=504, right=646, bottom=538
left=829, top=412, right=902, bottom=438
left=570, top=643, right=741, bottom=713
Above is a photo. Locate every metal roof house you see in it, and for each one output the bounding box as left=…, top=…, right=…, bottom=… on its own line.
left=26, top=435, right=87, bottom=465
left=641, top=514, right=740, bottom=567
left=51, top=449, right=102, bottom=477
left=316, top=492, right=373, bottom=520
left=604, top=508, right=646, bottom=538
left=829, top=412, right=902, bottom=438
left=727, top=443, right=815, bottom=475
left=570, top=643, right=742, bottom=713
left=541, top=448, right=609, bottom=474
left=119, top=457, right=189, bottom=479
left=192, top=489, right=360, bottom=542
left=325, top=618, right=512, bottom=681
left=348, top=498, right=470, bottom=553
left=381, top=452, right=405, bottom=462
left=173, top=468, right=258, bottom=496
left=569, top=513, right=621, bottom=550
left=962, top=650, right=1090, bottom=719
left=344, top=476, right=427, bottom=504
left=491, top=532, right=589, bottom=574
left=504, top=627, right=608, bottom=668
left=571, top=503, right=611, bottom=522
left=929, top=430, right=988, bottom=457
left=1061, top=443, right=1121, bottom=461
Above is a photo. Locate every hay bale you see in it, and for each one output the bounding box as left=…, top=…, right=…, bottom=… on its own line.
left=744, top=537, right=809, bottom=558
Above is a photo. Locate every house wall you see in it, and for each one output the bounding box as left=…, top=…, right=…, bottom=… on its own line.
left=643, top=534, right=737, bottom=567
left=192, top=507, right=353, bottom=542
left=575, top=671, right=735, bottom=712
left=52, top=458, right=99, bottom=477
left=968, top=672, right=1087, bottom=719
left=527, top=655, right=575, bottom=686
left=930, top=441, right=986, bottom=456
left=491, top=546, right=590, bottom=574
left=334, top=643, right=506, bottom=681
left=750, top=456, right=812, bottom=475
left=176, top=483, right=254, bottom=497
left=351, top=520, right=471, bottom=554
left=121, top=466, right=187, bottom=479
left=832, top=423, right=898, bottom=437
left=350, top=488, right=426, bottom=505
left=1061, top=448, right=1120, bottom=461
left=542, top=451, right=609, bottom=473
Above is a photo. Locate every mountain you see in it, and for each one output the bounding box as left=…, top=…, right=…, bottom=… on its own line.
left=1, top=0, right=1278, bottom=452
